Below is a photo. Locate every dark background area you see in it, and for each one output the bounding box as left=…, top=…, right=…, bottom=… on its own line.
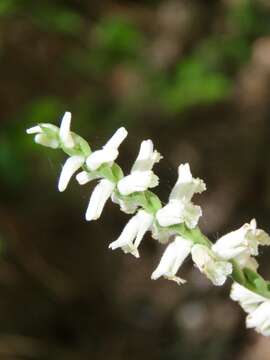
left=1, top=0, right=270, bottom=359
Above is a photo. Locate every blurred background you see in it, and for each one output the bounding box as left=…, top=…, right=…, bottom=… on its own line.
left=1, top=0, right=270, bottom=358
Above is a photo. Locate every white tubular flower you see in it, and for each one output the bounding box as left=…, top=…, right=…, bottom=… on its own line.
left=76, top=171, right=100, bottom=185
left=169, top=163, right=206, bottom=201
left=212, top=219, right=270, bottom=261
left=109, top=210, right=153, bottom=258
left=156, top=200, right=202, bottom=229
left=85, top=179, right=115, bottom=221
left=117, top=140, right=162, bottom=196
left=156, top=163, right=206, bottom=229
left=86, top=127, right=127, bottom=171
left=231, top=283, right=270, bottom=336
left=26, top=124, right=59, bottom=149
left=59, top=111, right=75, bottom=148
left=246, top=301, right=270, bottom=336
left=151, top=236, right=193, bottom=285
left=58, top=155, right=85, bottom=192
left=191, top=244, right=232, bottom=286
left=230, top=283, right=267, bottom=314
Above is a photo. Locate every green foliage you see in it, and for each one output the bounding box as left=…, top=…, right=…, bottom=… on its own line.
left=89, top=16, right=144, bottom=72
left=28, top=3, right=83, bottom=35
left=228, top=0, right=270, bottom=37
left=161, top=58, right=232, bottom=113
left=197, top=36, right=251, bottom=71
left=0, top=136, right=26, bottom=187
left=24, top=97, right=65, bottom=125
left=0, top=0, right=18, bottom=17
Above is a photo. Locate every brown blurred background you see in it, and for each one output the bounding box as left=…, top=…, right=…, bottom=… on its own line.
left=1, top=0, right=270, bottom=359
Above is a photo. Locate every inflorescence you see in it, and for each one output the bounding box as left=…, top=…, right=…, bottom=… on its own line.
left=27, top=112, right=270, bottom=336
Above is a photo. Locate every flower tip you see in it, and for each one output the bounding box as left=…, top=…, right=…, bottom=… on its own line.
left=57, top=182, right=66, bottom=192
left=85, top=212, right=96, bottom=222
left=151, top=273, right=157, bottom=281
left=64, top=110, right=72, bottom=117
left=131, top=249, right=140, bottom=258
left=250, top=218, right=257, bottom=229
left=26, top=125, right=41, bottom=134
left=62, top=111, right=72, bottom=123
left=108, top=242, right=116, bottom=250
left=116, top=127, right=128, bottom=140
left=59, top=111, right=74, bottom=148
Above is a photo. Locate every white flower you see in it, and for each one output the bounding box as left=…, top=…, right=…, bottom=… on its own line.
left=85, top=179, right=115, bottom=221
left=86, top=127, right=127, bottom=171
left=59, top=111, right=75, bottom=148
left=212, top=219, right=270, bottom=261
left=230, top=283, right=267, bottom=313
left=230, top=282, right=270, bottom=336
left=58, top=155, right=85, bottom=192
left=117, top=140, right=161, bottom=196
left=246, top=301, right=270, bottom=336
left=109, top=210, right=153, bottom=258
left=76, top=171, right=100, bottom=185
left=151, top=236, right=193, bottom=285
left=26, top=124, right=59, bottom=149
left=191, top=244, right=232, bottom=286
left=156, top=163, right=206, bottom=228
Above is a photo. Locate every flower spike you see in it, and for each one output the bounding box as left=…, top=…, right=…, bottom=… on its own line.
left=27, top=113, right=270, bottom=337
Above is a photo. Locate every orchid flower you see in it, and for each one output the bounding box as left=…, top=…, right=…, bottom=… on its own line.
left=86, top=127, right=127, bottom=171
left=212, top=219, right=270, bottom=265
left=109, top=210, right=153, bottom=258
left=191, top=244, right=232, bottom=286
left=151, top=236, right=192, bottom=285
left=117, top=140, right=161, bottom=196
left=231, top=283, right=270, bottom=336
left=156, top=163, right=206, bottom=228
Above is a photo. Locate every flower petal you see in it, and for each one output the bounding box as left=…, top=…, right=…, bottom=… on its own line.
left=230, top=283, right=267, bottom=314
left=117, top=170, right=159, bottom=196
left=76, top=171, right=100, bottom=185
left=151, top=237, right=192, bottom=284
left=59, top=111, right=75, bottom=148
left=86, top=148, right=118, bottom=171
left=58, top=155, right=84, bottom=192
left=103, top=127, right=128, bottom=150
left=26, top=125, right=42, bottom=134
left=34, top=134, right=59, bottom=149
left=131, top=140, right=162, bottom=173
left=85, top=179, right=115, bottom=221
left=170, top=163, right=206, bottom=202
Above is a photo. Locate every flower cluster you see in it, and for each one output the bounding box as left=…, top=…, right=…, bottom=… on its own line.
left=27, top=112, right=270, bottom=337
